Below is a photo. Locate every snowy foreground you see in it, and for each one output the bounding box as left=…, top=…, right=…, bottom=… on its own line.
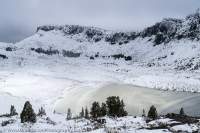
left=0, top=115, right=199, bottom=133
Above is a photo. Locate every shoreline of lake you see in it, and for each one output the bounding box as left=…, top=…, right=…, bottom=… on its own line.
left=55, top=83, right=200, bottom=116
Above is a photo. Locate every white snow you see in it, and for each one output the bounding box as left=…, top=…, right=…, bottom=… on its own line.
left=0, top=27, right=200, bottom=115
left=171, top=124, right=199, bottom=133
left=0, top=23, right=200, bottom=131
left=0, top=115, right=199, bottom=133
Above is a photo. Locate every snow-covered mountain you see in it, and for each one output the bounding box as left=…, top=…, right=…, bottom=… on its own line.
left=9, top=10, right=200, bottom=71
left=1, top=10, right=200, bottom=116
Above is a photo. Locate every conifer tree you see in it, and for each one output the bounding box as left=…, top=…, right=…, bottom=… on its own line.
left=90, top=102, right=101, bottom=119
left=80, top=107, right=84, bottom=118
left=38, top=107, right=46, bottom=117
left=10, top=105, right=18, bottom=116
left=180, top=107, right=185, bottom=116
left=85, top=107, right=89, bottom=119
left=119, top=100, right=128, bottom=117
left=20, top=101, right=36, bottom=123
left=100, top=103, right=107, bottom=117
left=148, top=105, right=158, bottom=120
left=106, top=96, right=127, bottom=117
left=106, top=96, right=120, bottom=117
left=142, top=109, right=146, bottom=117
left=66, top=108, right=72, bottom=120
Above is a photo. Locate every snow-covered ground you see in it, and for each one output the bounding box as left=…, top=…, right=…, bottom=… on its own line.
left=0, top=115, right=199, bottom=133
left=1, top=12, right=200, bottom=131
left=0, top=34, right=200, bottom=113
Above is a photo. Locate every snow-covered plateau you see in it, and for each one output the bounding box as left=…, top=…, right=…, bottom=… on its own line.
left=0, top=11, right=200, bottom=132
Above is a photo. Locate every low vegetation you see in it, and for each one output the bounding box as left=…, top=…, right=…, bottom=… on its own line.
left=0, top=54, right=8, bottom=59
left=62, top=50, right=81, bottom=57
left=0, top=96, right=199, bottom=133
left=89, top=53, right=132, bottom=61
left=31, top=47, right=59, bottom=55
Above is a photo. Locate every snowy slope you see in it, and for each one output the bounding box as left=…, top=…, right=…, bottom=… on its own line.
left=0, top=10, right=200, bottom=117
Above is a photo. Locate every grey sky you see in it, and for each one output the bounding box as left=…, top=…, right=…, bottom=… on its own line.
left=0, top=0, right=199, bottom=43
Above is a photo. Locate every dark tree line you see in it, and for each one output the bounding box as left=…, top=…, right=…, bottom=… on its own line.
left=5, top=98, right=187, bottom=124
left=106, top=96, right=127, bottom=117
left=145, top=106, right=186, bottom=120
left=77, top=96, right=128, bottom=120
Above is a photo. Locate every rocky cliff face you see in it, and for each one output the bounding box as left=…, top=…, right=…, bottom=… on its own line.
left=37, top=10, right=200, bottom=46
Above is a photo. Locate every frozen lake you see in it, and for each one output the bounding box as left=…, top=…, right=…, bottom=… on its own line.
left=55, top=83, right=200, bottom=116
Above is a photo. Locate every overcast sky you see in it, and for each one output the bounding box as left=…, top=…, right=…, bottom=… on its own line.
left=0, top=0, right=199, bottom=43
